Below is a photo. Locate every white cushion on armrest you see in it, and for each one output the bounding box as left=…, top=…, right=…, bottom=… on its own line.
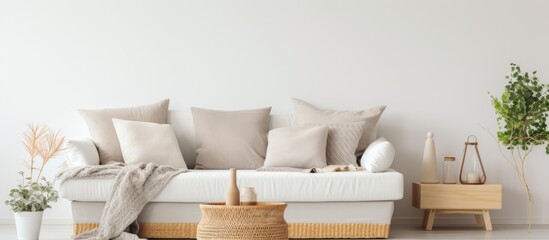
left=360, top=137, right=395, bottom=172
left=64, top=137, right=100, bottom=166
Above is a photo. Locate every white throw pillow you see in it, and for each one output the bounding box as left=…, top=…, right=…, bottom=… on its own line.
left=64, top=137, right=100, bottom=167
left=264, top=126, right=329, bottom=169
left=112, top=119, right=187, bottom=169
left=360, top=137, right=395, bottom=172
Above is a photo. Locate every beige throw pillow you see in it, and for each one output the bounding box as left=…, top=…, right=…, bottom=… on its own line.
left=307, top=122, right=363, bottom=166
left=192, top=107, right=271, bottom=169
left=79, top=99, right=170, bottom=164
left=292, top=98, right=385, bottom=156
left=112, top=119, right=187, bottom=169
left=264, top=126, right=329, bottom=169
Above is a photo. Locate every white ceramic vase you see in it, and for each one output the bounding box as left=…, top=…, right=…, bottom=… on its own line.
left=14, top=211, right=43, bottom=240
left=421, top=131, right=440, bottom=183
left=240, top=187, right=257, bottom=206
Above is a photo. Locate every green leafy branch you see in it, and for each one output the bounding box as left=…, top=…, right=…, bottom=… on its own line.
left=489, top=63, right=549, bottom=231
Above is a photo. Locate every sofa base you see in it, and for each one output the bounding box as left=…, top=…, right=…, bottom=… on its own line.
left=74, top=222, right=390, bottom=239
left=72, top=201, right=394, bottom=238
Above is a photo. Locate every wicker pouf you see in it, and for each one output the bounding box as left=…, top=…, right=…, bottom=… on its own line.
left=197, top=202, right=288, bottom=240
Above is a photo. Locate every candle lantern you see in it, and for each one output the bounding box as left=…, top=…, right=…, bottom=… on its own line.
left=459, top=135, right=487, bottom=184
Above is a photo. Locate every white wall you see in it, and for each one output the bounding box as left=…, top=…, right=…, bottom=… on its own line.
left=1, top=0, right=548, bottom=224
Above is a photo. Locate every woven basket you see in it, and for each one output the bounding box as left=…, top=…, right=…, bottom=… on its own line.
left=197, top=202, right=288, bottom=240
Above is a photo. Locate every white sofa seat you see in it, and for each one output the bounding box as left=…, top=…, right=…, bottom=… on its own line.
left=60, top=169, right=403, bottom=203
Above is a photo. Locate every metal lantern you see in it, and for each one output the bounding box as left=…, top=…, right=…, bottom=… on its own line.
left=459, top=135, right=487, bottom=184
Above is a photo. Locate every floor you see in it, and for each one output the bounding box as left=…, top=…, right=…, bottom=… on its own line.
left=0, top=224, right=548, bottom=239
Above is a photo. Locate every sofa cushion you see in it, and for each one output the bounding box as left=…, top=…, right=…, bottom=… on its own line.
left=64, top=137, right=100, bottom=167
left=264, top=126, right=329, bottom=168
left=192, top=107, right=271, bottom=169
left=113, top=119, right=187, bottom=169
left=59, top=169, right=403, bottom=202
left=292, top=98, right=385, bottom=156
left=79, top=99, right=170, bottom=164
left=306, top=122, right=364, bottom=166
left=360, top=137, right=395, bottom=173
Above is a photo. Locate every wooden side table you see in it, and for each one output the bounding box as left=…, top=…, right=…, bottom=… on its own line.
left=412, top=182, right=502, bottom=231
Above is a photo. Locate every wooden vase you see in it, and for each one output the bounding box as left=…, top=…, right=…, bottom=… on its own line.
left=226, top=168, right=240, bottom=206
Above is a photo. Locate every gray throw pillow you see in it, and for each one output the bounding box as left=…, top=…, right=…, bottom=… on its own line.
left=192, top=107, right=271, bottom=169
left=307, top=122, right=364, bottom=166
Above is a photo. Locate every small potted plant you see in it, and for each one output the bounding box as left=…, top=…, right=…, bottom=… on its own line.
left=490, top=63, right=549, bottom=231
left=5, top=123, right=64, bottom=240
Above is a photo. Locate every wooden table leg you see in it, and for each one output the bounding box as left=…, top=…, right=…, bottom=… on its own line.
left=422, top=210, right=429, bottom=227
left=482, top=210, right=493, bottom=231
left=475, top=212, right=485, bottom=227
left=425, top=209, right=436, bottom=231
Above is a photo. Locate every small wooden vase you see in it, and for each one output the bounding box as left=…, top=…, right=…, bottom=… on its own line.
left=226, top=168, right=240, bottom=206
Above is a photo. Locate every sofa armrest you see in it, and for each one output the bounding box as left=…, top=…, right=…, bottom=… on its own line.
left=64, top=136, right=100, bottom=167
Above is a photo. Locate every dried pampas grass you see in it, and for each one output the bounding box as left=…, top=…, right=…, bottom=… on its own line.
left=22, top=123, right=65, bottom=181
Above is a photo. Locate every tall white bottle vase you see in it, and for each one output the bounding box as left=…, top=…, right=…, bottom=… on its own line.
left=421, top=132, right=440, bottom=183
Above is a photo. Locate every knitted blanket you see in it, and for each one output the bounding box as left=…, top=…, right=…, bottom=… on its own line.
left=56, top=162, right=186, bottom=240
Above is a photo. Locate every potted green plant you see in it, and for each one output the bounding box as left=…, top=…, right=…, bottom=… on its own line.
left=489, top=63, right=549, bottom=231
left=5, top=123, right=64, bottom=240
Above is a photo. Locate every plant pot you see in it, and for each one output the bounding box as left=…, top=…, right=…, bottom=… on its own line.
left=14, top=211, right=43, bottom=240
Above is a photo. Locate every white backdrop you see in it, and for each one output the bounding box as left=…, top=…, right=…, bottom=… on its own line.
left=1, top=0, right=548, bottom=224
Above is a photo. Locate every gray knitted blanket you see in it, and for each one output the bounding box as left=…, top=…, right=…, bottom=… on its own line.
left=56, top=162, right=186, bottom=240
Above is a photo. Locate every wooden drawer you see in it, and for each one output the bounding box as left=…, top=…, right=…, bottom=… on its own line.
left=412, top=182, right=502, bottom=210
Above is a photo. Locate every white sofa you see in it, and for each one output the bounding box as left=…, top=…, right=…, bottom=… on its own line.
left=60, top=111, right=404, bottom=239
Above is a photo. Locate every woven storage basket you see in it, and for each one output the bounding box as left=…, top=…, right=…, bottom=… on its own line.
left=197, top=202, right=288, bottom=240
